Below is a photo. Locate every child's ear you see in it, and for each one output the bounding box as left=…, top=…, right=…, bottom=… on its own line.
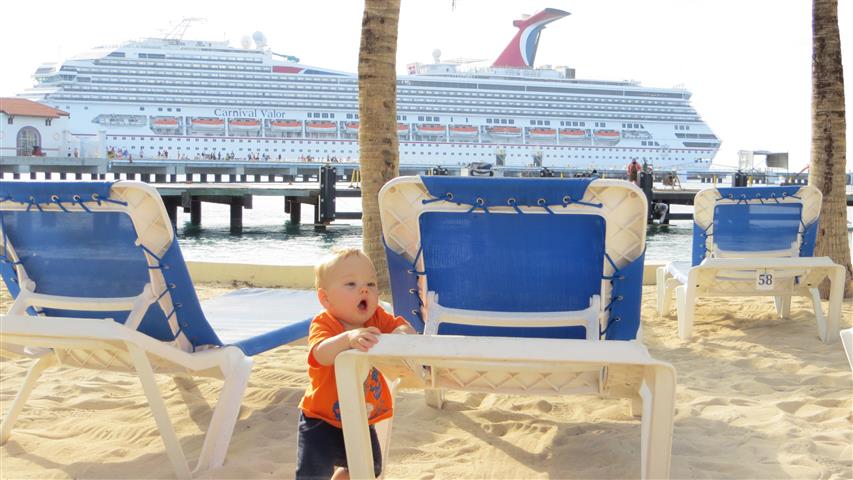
left=317, top=288, right=331, bottom=309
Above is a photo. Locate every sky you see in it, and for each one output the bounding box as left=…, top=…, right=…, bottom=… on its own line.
left=1, top=0, right=851, bottom=171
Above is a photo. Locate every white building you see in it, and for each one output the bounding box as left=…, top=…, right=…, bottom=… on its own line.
left=0, top=98, right=70, bottom=156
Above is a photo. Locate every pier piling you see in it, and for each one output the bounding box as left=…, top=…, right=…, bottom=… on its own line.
left=163, top=197, right=179, bottom=229
left=229, top=197, right=243, bottom=234
left=285, top=196, right=302, bottom=225
left=190, top=199, right=202, bottom=226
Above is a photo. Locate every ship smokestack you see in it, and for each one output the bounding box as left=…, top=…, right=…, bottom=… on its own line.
left=492, top=8, right=569, bottom=69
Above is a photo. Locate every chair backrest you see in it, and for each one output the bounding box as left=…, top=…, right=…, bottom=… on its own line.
left=0, top=181, right=222, bottom=352
left=380, top=176, right=647, bottom=341
left=691, top=185, right=821, bottom=266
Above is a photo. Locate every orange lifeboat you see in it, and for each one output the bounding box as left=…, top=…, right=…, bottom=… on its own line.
left=190, top=117, right=225, bottom=131
left=593, top=129, right=620, bottom=145
left=229, top=118, right=261, bottom=131
left=487, top=126, right=522, bottom=138
left=449, top=125, right=478, bottom=137
left=269, top=120, right=303, bottom=132
left=559, top=128, right=586, bottom=137
left=397, top=123, right=409, bottom=135
left=305, top=121, right=337, bottom=133
left=527, top=127, right=557, bottom=139
left=344, top=122, right=359, bottom=134
left=151, top=117, right=181, bottom=130
left=594, top=129, right=620, bottom=137
left=415, top=124, right=446, bottom=136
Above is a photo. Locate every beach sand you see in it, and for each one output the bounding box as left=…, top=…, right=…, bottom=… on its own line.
left=1, top=283, right=851, bottom=479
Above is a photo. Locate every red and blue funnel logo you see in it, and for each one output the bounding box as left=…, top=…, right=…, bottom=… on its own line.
left=492, top=8, right=570, bottom=68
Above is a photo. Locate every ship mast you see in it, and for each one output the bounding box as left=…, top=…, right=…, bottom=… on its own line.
left=162, top=17, right=206, bottom=40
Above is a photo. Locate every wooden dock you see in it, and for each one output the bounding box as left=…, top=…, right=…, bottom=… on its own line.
left=2, top=156, right=852, bottom=233
left=154, top=180, right=362, bottom=233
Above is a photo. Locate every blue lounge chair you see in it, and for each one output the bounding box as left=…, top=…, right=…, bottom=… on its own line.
left=336, top=176, right=676, bottom=479
left=0, top=181, right=313, bottom=478
left=656, top=185, right=845, bottom=342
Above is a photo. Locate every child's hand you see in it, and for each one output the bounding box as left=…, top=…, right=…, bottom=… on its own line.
left=347, top=326, right=380, bottom=352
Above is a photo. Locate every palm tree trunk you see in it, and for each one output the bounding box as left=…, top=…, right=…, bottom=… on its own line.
left=358, top=0, right=401, bottom=294
left=810, top=0, right=853, bottom=297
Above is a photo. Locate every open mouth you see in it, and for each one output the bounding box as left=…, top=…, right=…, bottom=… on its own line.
left=357, top=299, right=368, bottom=311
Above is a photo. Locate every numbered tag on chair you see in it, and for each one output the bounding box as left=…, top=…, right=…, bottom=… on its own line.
left=756, top=270, right=775, bottom=290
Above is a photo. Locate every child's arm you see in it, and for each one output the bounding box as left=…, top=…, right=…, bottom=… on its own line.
left=312, top=326, right=381, bottom=366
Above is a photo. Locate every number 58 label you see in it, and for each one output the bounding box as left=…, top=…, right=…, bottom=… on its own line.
left=756, top=270, right=774, bottom=290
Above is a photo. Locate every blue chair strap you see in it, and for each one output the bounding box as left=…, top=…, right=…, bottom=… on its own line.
left=420, top=176, right=601, bottom=211
left=1, top=181, right=118, bottom=207
left=715, top=186, right=802, bottom=203
left=384, top=239, right=425, bottom=333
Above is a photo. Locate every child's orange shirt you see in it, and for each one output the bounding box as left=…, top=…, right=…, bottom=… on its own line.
left=298, top=306, right=408, bottom=428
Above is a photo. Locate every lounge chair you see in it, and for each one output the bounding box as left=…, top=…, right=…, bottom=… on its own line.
left=335, top=176, right=676, bottom=479
left=0, top=181, right=315, bottom=478
left=655, top=185, right=845, bottom=342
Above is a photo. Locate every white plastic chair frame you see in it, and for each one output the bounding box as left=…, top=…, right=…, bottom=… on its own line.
left=655, top=186, right=845, bottom=343
left=0, top=182, right=251, bottom=479
left=336, top=336, right=676, bottom=479
left=335, top=177, right=676, bottom=479
left=841, top=327, right=853, bottom=369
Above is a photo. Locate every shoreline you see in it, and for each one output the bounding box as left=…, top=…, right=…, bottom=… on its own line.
left=1, top=267, right=851, bottom=478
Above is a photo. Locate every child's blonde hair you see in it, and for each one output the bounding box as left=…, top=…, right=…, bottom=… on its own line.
left=314, top=247, right=375, bottom=289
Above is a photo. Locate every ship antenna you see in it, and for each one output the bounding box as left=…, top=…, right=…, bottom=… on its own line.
left=163, top=17, right=206, bottom=40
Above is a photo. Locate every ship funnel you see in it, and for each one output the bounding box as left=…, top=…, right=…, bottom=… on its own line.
left=492, top=8, right=569, bottom=69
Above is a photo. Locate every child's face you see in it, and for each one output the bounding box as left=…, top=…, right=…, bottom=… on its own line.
left=318, top=255, right=379, bottom=328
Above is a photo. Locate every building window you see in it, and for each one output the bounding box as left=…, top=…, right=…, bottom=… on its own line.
left=16, top=126, right=41, bottom=156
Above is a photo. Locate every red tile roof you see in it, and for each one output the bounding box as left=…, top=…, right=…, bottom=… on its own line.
left=0, top=98, right=69, bottom=118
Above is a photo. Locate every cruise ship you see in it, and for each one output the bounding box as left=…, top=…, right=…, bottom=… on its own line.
left=20, top=9, right=719, bottom=170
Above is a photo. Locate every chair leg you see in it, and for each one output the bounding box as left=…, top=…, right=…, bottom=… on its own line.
left=639, top=366, right=676, bottom=480
left=809, top=288, right=828, bottom=343
left=841, top=328, right=853, bottom=369
left=824, top=267, right=845, bottom=343
left=655, top=268, right=668, bottom=315
left=128, top=344, right=192, bottom=480
left=0, top=354, right=56, bottom=444
left=630, top=395, right=643, bottom=418
left=336, top=354, right=378, bottom=480
left=373, top=378, right=400, bottom=479
left=424, top=389, right=445, bottom=409
left=675, top=285, right=694, bottom=340
left=773, top=295, right=792, bottom=319
left=194, top=352, right=253, bottom=473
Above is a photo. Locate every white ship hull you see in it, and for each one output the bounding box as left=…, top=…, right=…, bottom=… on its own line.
left=18, top=9, right=719, bottom=170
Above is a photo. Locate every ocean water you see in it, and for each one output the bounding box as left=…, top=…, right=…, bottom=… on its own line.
left=176, top=196, right=698, bottom=265
left=176, top=187, right=853, bottom=266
